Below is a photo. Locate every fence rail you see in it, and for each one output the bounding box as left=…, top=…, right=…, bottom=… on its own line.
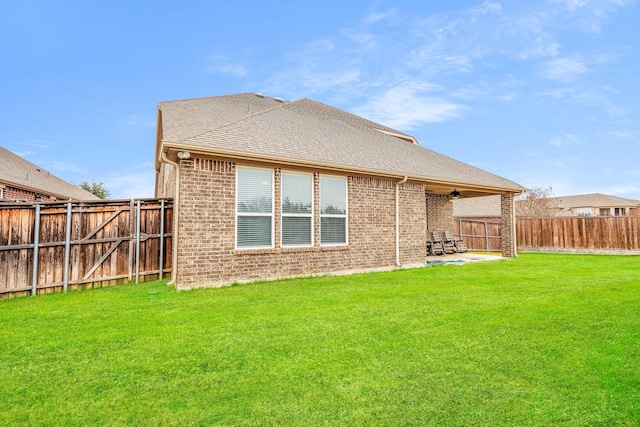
left=0, top=198, right=173, bottom=299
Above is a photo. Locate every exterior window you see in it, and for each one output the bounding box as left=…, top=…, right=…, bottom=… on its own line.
left=576, top=207, right=591, bottom=216
left=615, top=208, right=626, bottom=216
left=236, top=167, right=273, bottom=248
left=281, top=172, right=313, bottom=246
left=0, top=188, right=3, bottom=199
left=599, top=208, right=610, bottom=216
left=320, top=176, right=347, bottom=245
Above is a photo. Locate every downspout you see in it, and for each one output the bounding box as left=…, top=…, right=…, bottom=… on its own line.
left=161, top=151, right=180, bottom=286
left=395, top=176, right=408, bottom=266
left=512, top=193, right=518, bottom=257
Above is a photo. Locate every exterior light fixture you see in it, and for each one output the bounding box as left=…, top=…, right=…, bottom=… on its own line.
left=450, top=189, right=460, bottom=200
left=177, top=151, right=191, bottom=160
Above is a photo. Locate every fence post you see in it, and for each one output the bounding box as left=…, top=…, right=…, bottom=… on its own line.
left=135, top=200, right=141, bottom=284
left=63, top=202, right=72, bottom=292
left=484, top=221, right=489, bottom=252
left=159, top=199, right=165, bottom=280
left=128, top=199, right=135, bottom=281
left=31, top=204, right=41, bottom=296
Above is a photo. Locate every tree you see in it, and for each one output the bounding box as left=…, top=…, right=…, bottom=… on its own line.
left=516, top=186, right=560, bottom=217
left=78, top=180, right=111, bottom=199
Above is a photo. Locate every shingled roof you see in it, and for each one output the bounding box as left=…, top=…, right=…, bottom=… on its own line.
left=157, top=93, right=525, bottom=194
left=552, top=193, right=640, bottom=209
left=0, top=146, right=99, bottom=201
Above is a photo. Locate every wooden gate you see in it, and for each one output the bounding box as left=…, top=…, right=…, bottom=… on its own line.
left=0, top=198, right=172, bottom=298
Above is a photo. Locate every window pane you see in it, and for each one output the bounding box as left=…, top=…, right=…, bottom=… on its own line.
left=237, top=216, right=272, bottom=247
left=320, top=176, right=346, bottom=214
left=237, top=168, right=272, bottom=213
left=282, top=172, right=312, bottom=214
left=321, top=217, right=346, bottom=244
left=282, top=217, right=312, bottom=246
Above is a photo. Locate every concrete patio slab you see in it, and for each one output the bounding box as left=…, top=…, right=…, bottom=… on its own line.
left=426, top=252, right=505, bottom=266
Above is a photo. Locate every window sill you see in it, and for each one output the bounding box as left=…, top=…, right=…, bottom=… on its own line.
left=233, top=245, right=349, bottom=255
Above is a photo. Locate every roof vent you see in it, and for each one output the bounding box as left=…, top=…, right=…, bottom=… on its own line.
left=255, top=93, right=266, bottom=98
left=273, top=97, right=285, bottom=103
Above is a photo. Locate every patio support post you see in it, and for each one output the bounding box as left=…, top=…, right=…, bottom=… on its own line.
left=500, top=193, right=517, bottom=257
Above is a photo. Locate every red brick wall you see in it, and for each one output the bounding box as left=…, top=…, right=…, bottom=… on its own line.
left=0, top=185, right=53, bottom=202
left=400, top=181, right=428, bottom=264
left=426, top=193, right=453, bottom=232
left=501, top=193, right=516, bottom=257
left=174, top=157, right=436, bottom=288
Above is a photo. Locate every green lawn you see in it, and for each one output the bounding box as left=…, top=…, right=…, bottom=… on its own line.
left=1, top=254, right=639, bottom=426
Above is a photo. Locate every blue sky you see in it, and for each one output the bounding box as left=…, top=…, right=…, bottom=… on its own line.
left=1, top=0, right=639, bottom=200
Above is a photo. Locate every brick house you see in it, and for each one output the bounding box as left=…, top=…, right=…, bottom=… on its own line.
left=0, top=146, right=98, bottom=202
left=454, top=193, right=640, bottom=219
left=154, top=93, right=525, bottom=289
left=550, top=193, right=640, bottom=217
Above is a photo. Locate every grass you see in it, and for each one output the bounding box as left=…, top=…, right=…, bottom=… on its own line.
left=1, top=253, right=639, bottom=426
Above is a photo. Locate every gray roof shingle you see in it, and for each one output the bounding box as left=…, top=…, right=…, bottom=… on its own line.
left=159, top=94, right=525, bottom=192
left=0, top=146, right=99, bottom=200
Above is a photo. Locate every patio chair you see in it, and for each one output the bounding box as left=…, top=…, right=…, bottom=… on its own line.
left=443, top=230, right=468, bottom=253
left=427, top=231, right=445, bottom=256
left=432, top=230, right=455, bottom=254
left=431, top=231, right=456, bottom=254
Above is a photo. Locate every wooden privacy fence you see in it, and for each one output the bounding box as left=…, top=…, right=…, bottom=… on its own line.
left=454, top=219, right=503, bottom=252
left=0, top=198, right=173, bottom=298
left=517, top=216, right=640, bottom=252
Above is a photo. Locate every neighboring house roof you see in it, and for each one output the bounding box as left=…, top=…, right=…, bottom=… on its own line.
left=157, top=93, right=525, bottom=195
left=551, top=193, right=640, bottom=209
left=0, top=146, right=99, bottom=200
left=453, top=195, right=502, bottom=218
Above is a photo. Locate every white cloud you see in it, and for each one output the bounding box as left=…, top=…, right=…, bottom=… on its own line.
left=543, top=57, right=589, bottom=82
left=42, top=160, right=87, bottom=174
left=204, top=56, right=248, bottom=77
left=606, top=131, right=640, bottom=140
left=120, top=115, right=155, bottom=128
left=549, top=134, right=582, bottom=146
left=104, top=170, right=156, bottom=199
left=352, top=82, right=467, bottom=129
left=599, top=184, right=640, bottom=196
left=257, top=0, right=629, bottom=131
left=20, top=140, right=50, bottom=149
left=552, top=0, right=632, bottom=32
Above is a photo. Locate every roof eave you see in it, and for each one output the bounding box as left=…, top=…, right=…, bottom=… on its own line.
left=159, top=141, right=525, bottom=195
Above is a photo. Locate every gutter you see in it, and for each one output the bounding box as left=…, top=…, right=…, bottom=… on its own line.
left=161, top=151, right=180, bottom=286
left=396, top=176, right=408, bottom=267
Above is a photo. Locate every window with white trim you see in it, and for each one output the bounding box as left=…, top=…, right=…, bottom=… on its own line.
left=320, top=176, right=347, bottom=245
left=281, top=171, right=313, bottom=247
left=236, top=167, right=273, bottom=248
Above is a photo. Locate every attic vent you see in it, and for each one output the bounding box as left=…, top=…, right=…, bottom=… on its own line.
left=255, top=93, right=266, bottom=98
left=273, top=97, right=285, bottom=103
